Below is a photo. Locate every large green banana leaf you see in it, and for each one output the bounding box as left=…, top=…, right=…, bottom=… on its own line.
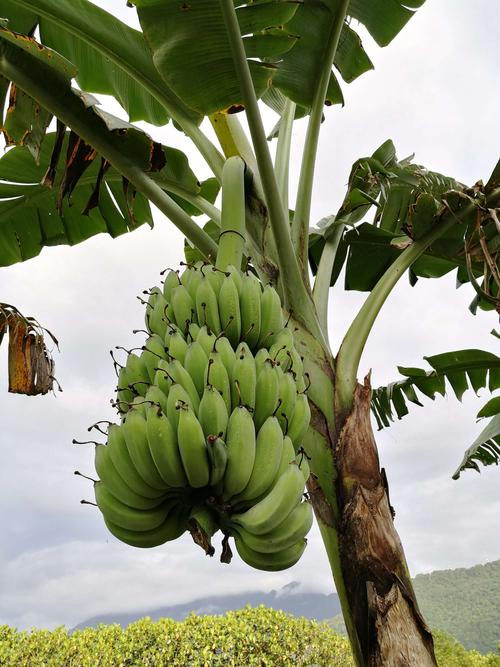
left=1, top=0, right=198, bottom=125
left=309, top=144, right=500, bottom=313
left=0, top=26, right=209, bottom=266
left=371, top=349, right=500, bottom=428
left=452, top=413, right=500, bottom=479
left=371, top=349, right=500, bottom=477
left=132, top=0, right=424, bottom=116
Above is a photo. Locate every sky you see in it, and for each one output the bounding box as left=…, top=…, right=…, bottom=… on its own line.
left=0, top=0, right=499, bottom=630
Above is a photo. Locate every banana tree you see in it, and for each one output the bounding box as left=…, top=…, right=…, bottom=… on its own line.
left=1, top=1, right=499, bottom=665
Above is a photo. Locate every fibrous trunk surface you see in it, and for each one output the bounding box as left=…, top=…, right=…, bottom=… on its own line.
left=335, top=377, right=437, bottom=666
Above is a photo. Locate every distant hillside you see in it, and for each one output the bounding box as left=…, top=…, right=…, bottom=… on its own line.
left=75, top=559, right=500, bottom=654
left=73, top=581, right=341, bottom=630
left=413, top=560, right=500, bottom=654
left=329, top=559, right=500, bottom=654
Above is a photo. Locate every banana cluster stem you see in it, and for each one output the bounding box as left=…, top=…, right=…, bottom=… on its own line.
left=215, top=156, right=247, bottom=272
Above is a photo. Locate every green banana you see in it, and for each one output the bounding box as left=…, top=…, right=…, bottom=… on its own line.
left=231, top=462, right=305, bottom=535
left=153, top=361, right=173, bottom=397
left=269, top=328, right=295, bottom=372
left=94, top=444, right=164, bottom=510
left=162, top=269, right=181, bottom=301
left=230, top=342, right=256, bottom=411
left=188, top=321, right=201, bottom=342
left=166, top=383, right=192, bottom=431
left=196, top=325, right=217, bottom=357
left=254, top=348, right=270, bottom=375
left=145, top=406, right=188, bottom=488
left=213, top=335, right=236, bottom=376
left=277, top=371, right=297, bottom=433
left=218, top=277, right=241, bottom=348
left=116, top=366, right=135, bottom=414
left=104, top=504, right=187, bottom=548
left=297, top=449, right=311, bottom=483
left=233, top=416, right=283, bottom=503
left=198, top=385, right=228, bottom=439
left=124, top=353, right=150, bottom=397
left=204, top=353, right=231, bottom=416
left=147, top=292, right=169, bottom=338
left=122, top=409, right=167, bottom=490
left=106, top=424, right=165, bottom=500
left=253, top=360, right=280, bottom=431
left=239, top=271, right=262, bottom=350
left=195, top=275, right=221, bottom=335
left=167, top=359, right=200, bottom=413
left=94, top=481, right=169, bottom=532
left=187, top=504, right=219, bottom=555
left=258, top=285, right=284, bottom=347
left=226, top=265, right=243, bottom=293
left=165, top=329, right=188, bottom=365
left=288, top=348, right=306, bottom=393
left=128, top=395, right=149, bottom=418
left=184, top=341, right=209, bottom=399
left=233, top=434, right=297, bottom=513
left=234, top=534, right=307, bottom=571
left=223, top=406, right=256, bottom=499
left=171, top=284, right=195, bottom=334
left=231, top=500, right=312, bottom=554
left=206, top=435, right=228, bottom=487
left=287, top=393, right=311, bottom=451
left=177, top=404, right=210, bottom=488
left=142, top=335, right=167, bottom=382
left=183, top=264, right=203, bottom=302
left=144, top=385, right=168, bottom=415
left=205, top=265, right=224, bottom=295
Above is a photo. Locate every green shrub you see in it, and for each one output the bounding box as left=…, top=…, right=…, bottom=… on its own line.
left=0, top=608, right=498, bottom=666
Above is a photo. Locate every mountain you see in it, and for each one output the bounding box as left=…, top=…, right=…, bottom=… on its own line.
left=75, top=559, right=500, bottom=654
left=328, top=559, right=500, bottom=654
left=413, top=559, right=500, bottom=654
left=73, top=580, right=342, bottom=631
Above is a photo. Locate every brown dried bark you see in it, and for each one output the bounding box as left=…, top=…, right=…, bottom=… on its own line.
left=335, top=376, right=437, bottom=666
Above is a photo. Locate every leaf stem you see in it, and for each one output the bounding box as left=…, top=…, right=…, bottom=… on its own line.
left=209, top=112, right=259, bottom=178
left=292, top=0, right=350, bottom=275
left=274, top=98, right=296, bottom=212
left=313, top=223, right=345, bottom=341
left=0, top=44, right=218, bottom=260
left=335, top=216, right=461, bottom=417
left=218, top=0, right=320, bottom=333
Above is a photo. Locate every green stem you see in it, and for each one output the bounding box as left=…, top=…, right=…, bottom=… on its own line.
left=292, top=0, right=350, bottom=274
left=335, top=217, right=457, bottom=417
left=152, top=179, right=222, bottom=225
left=218, top=0, right=320, bottom=336
left=312, top=223, right=345, bottom=341
left=16, top=0, right=224, bottom=181
left=317, top=520, right=364, bottom=666
left=0, top=45, right=218, bottom=260
left=274, top=98, right=296, bottom=212
left=209, top=112, right=259, bottom=178
left=216, top=156, right=246, bottom=271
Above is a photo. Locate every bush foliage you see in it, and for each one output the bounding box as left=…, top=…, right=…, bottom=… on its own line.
left=0, top=607, right=498, bottom=666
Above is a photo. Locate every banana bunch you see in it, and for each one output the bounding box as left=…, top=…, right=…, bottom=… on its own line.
left=84, top=158, right=313, bottom=571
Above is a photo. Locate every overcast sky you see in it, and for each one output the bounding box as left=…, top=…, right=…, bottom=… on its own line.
left=0, top=0, right=499, bottom=630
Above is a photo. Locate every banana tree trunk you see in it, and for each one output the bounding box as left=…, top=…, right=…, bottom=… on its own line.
left=295, top=323, right=437, bottom=667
